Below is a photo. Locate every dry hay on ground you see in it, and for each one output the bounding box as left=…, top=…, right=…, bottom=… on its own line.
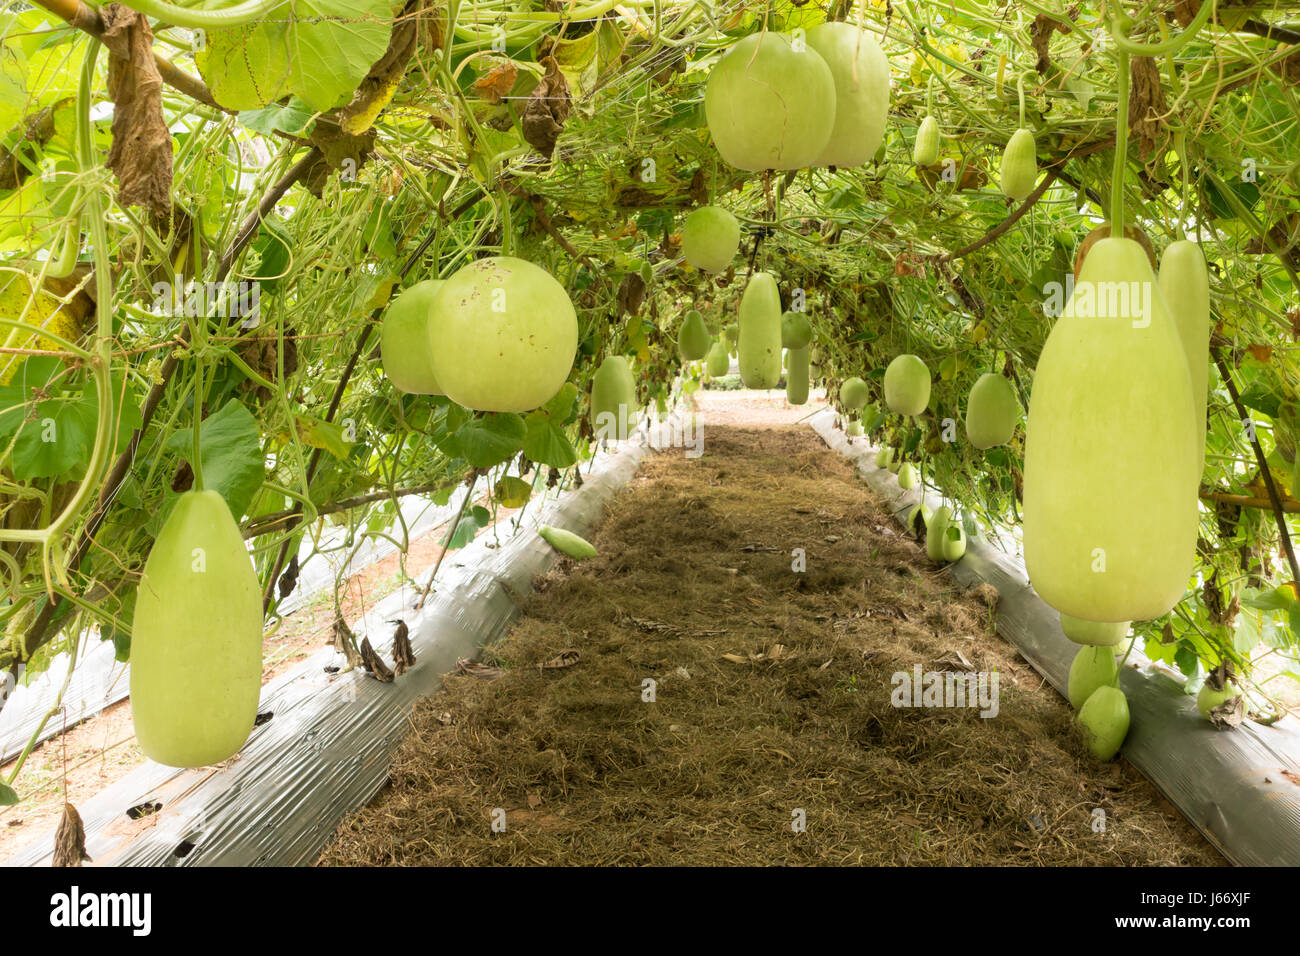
left=319, top=425, right=1222, bottom=866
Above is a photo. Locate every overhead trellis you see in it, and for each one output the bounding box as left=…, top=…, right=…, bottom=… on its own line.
left=0, top=0, right=1295, bottom=803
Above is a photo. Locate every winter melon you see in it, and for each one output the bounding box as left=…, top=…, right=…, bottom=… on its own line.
left=781, top=311, right=812, bottom=349
left=705, top=340, right=731, bottom=377
left=806, top=22, right=890, bottom=169
left=429, top=257, right=577, bottom=412
left=965, top=372, right=1019, bottom=449
left=130, top=490, right=263, bottom=768
left=678, top=309, right=712, bottom=361
left=681, top=206, right=741, bottom=272
left=786, top=346, right=810, bottom=405
left=840, top=376, right=868, bottom=411
left=1196, top=680, right=1241, bottom=718
left=704, top=32, right=836, bottom=171
left=1061, top=614, right=1129, bottom=647
left=1068, top=645, right=1119, bottom=710
left=884, top=354, right=931, bottom=416
left=875, top=445, right=895, bottom=468
left=926, top=505, right=953, bottom=562
left=913, top=116, right=939, bottom=166
left=1158, top=239, right=1210, bottom=473
left=1023, top=238, right=1198, bottom=623
left=1000, top=128, right=1038, bottom=201
left=897, top=462, right=918, bottom=489
left=738, top=272, right=782, bottom=388
left=1078, top=685, right=1130, bottom=760
left=846, top=418, right=864, bottom=437
left=942, top=522, right=967, bottom=561
left=590, top=355, right=638, bottom=441
left=538, top=526, right=597, bottom=560
left=380, top=280, right=444, bottom=394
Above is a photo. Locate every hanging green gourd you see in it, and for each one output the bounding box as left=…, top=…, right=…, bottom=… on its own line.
left=1061, top=614, right=1130, bottom=647
left=705, top=340, right=731, bottom=378
left=1078, top=685, right=1130, bottom=760
left=786, top=346, right=810, bottom=405
left=913, top=116, right=939, bottom=167
left=678, top=309, right=711, bottom=361
left=805, top=21, right=890, bottom=168
left=999, top=77, right=1037, bottom=202
left=380, top=279, right=444, bottom=395
left=590, top=354, right=638, bottom=441
left=681, top=206, right=741, bottom=272
left=965, top=372, right=1019, bottom=449
left=897, top=462, right=919, bottom=489
left=883, top=354, right=931, bottom=416
left=738, top=272, right=782, bottom=388
left=780, top=311, right=812, bottom=349
left=926, top=505, right=953, bottom=562
left=1158, top=238, right=1211, bottom=474
left=840, top=376, right=868, bottom=411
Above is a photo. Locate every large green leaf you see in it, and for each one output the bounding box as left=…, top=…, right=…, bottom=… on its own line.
left=194, top=0, right=394, bottom=113
left=164, top=398, right=265, bottom=519
left=445, top=413, right=526, bottom=468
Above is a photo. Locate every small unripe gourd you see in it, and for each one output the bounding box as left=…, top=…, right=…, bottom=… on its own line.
left=1000, top=128, right=1038, bottom=202
left=884, top=354, right=931, bottom=416
left=840, top=376, right=869, bottom=411
left=913, top=116, right=939, bottom=167
left=786, top=346, right=810, bottom=405
left=591, top=355, right=638, bottom=441
left=681, top=206, right=741, bottom=272
left=965, top=373, right=1019, bottom=449
left=678, top=309, right=712, bottom=361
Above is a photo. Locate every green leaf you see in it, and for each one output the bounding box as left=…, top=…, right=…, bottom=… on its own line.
left=446, top=413, right=526, bottom=468
left=1233, top=610, right=1261, bottom=654
left=523, top=409, right=578, bottom=468
left=0, top=782, right=17, bottom=806
left=1241, top=586, right=1292, bottom=612
left=164, top=398, right=265, bottom=519
left=445, top=504, right=490, bottom=550
left=495, top=475, right=533, bottom=508
left=238, top=98, right=316, bottom=137
left=1174, top=644, right=1200, bottom=679
left=194, top=1, right=394, bottom=113
left=252, top=216, right=292, bottom=295
left=12, top=391, right=96, bottom=479
left=296, top=416, right=353, bottom=460
left=542, top=382, right=579, bottom=421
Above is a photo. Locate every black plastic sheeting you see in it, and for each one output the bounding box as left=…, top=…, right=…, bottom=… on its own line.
left=4, top=433, right=651, bottom=867
left=810, top=408, right=1300, bottom=866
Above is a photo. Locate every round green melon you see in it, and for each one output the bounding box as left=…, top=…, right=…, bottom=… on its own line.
left=965, top=372, right=1019, bottom=449
left=1196, top=681, right=1240, bottom=718
left=681, top=206, right=741, bottom=272
left=897, top=462, right=918, bottom=489
left=678, top=309, right=712, bottom=361
left=780, top=311, right=813, bottom=349
left=705, top=340, right=731, bottom=377
left=884, top=354, right=931, bottom=416
left=1023, top=238, right=1198, bottom=623
left=1078, top=685, right=1130, bottom=760
left=1061, top=614, right=1129, bottom=647
left=429, top=256, right=577, bottom=412
left=840, top=376, right=868, bottom=411
left=1000, top=128, right=1038, bottom=202
left=786, top=345, right=810, bottom=405
left=590, top=354, right=637, bottom=441
left=806, top=21, right=890, bottom=169
left=704, top=32, right=836, bottom=171
left=738, top=272, right=782, bottom=388
left=942, top=521, right=967, bottom=562
left=846, top=418, right=864, bottom=437
left=131, top=490, right=263, bottom=768
left=380, top=279, right=444, bottom=394
left=1068, top=645, right=1119, bottom=710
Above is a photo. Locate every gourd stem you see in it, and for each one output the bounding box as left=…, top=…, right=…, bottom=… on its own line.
left=1016, top=71, right=1025, bottom=129
left=121, top=0, right=283, bottom=29
left=1108, top=0, right=1215, bottom=56
left=1110, top=48, right=1131, bottom=238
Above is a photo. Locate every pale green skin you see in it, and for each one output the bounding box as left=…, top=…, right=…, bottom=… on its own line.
left=942, top=520, right=967, bottom=561
left=539, top=526, right=597, bottom=560
left=678, top=309, right=712, bottom=361
left=786, top=345, right=810, bottom=405
left=681, top=206, right=741, bottom=272
left=1078, top=685, right=1130, bottom=760
left=381, top=279, right=444, bottom=394
left=806, top=22, right=890, bottom=169
left=913, top=115, right=939, bottom=166
left=1024, top=238, right=1198, bottom=623
left=1196, top=681, right=1240, bottom=718
left=739, top=272, right=782, bottom=388
left=926, top=505, right=953, bottom=562
left=780, top=311, right=813, bottom=349
left=429, top=256, right=577, bottom=412
left=1068, top=645, right=1119, bottom=710
left=704, top=32, right=836, bottom=171
left=965, top=372, right=1019, bottom=449
left=846, top=418, right=863, bottom=436
left=897, top=462, right=918, bottom=489
left=130, top=490, right=263, bottom=768
left=839, top=376, right=868, bottom=410
left=884, top=354, right=931, bottom=416
left=1000, top=128, right=1038, bottom=201
left=875, top=445, right=894, bottom=468
left=705, top=341, right=731, bottom=377
left=590, top=355, right=637, bottom=441
left=1158, top=240, right=1210, bottom=475
left=1061, top=613, right=1129, bottom=647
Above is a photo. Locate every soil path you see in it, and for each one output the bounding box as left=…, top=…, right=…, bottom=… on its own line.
left=319, top=394, right=1223, bottom=866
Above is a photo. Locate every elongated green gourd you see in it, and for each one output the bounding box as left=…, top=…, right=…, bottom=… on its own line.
left=131, top=490, right=263, bottom=768
left=705, top=340, right=731, bottom=377
left=704, top=33, right=836, bottom=171
left=1000, top=128, right=1038, bottom=202
left=539, top=526, right=597, bottom=560
left=913, top=116, right=939, bottom=166
left=786, top=346, right=809, bottom=405
left=1023, top=238, right=1198, bottom=623
left=681, top=206, right=741, bottom=272
left=897, top=462, right=918, bottom=489
left=806, top=21, right=890, bottom=169
left=591, top=355, right=638, bottom=441
left=738, top=272, right=782, bottom=388
left=1061, top=614, right=1129, bottom=647
left=1078, top=685, right=1130, bottom=760
left=884, top=354, right=931, bottom=416
left=840, top=376, right=868, bottom=410
left=1068, top=645, right=1119, bottom=710
left=381, top=279, right=444, bottom=394
left=942, top=521, right=967, bottom=561
left=780, top=311, right=812, bottom=349
left=678, top=309, right=711, bottom=361
left=965, top=372, right=1019, bottom=449
left=1158, top=239, right=1210, bottom=474
left=926, top=505, right=952, bottom=562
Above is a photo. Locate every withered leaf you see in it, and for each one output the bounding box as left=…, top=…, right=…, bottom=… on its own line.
left=101, top=4, right=173, bottom=217
left=521, top=56, right=571, bottom=157
left=474, top=59, right=519, bottom=105
left=53, top=802, right=92, bottom=867
left=1128, top=56, right=1168, bottom=162
left=332, top=613, right=363, bottom=669
left=391, top=619, right=416, bottom=676
left=360, top=636, right=394, bottom=683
